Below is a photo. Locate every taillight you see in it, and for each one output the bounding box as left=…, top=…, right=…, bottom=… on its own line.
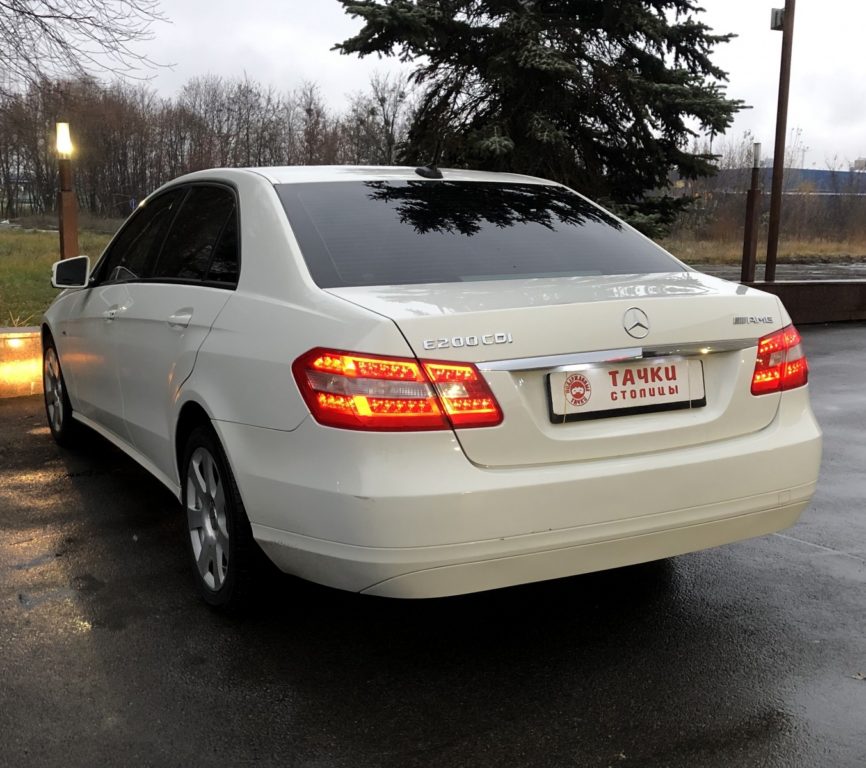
left=422, top=361, right=503, bottom=428
left=292, top=348, right=503, bottom=431
left=751, top=324, right=809, bottom=395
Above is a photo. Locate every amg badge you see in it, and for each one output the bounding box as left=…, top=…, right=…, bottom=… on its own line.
left=733, top=316, right=775, bottom=325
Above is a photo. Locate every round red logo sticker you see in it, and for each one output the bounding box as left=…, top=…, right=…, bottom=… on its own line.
left=564, top=373, right=592, bottom=407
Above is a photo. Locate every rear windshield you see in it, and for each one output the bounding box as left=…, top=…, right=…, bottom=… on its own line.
left=276, top=180, right=684, bottom=288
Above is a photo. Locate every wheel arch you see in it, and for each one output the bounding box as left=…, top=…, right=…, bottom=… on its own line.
left=174, top=400, right=213, bottom=485
left=41, top=322, right=54, bottom=348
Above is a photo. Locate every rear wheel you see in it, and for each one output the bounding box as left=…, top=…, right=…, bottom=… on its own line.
left=43, top=338, right=81, bottom=448
left=182, top=425, right=259, bottom=609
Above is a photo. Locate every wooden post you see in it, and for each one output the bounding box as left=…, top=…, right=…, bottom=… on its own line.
left=58, top=156, right=79, bottom=260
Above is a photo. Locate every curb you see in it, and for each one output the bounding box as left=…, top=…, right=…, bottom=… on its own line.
left=0, top=326, right=42, bottom=399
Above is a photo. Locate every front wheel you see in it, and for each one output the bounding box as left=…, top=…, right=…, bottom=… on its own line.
left=43, top=339, right=81, bottom=448
left=182, top=425, right=259, bottom=609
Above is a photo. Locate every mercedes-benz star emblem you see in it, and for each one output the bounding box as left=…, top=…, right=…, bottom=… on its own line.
left=623, top=307, right=650, bottom=339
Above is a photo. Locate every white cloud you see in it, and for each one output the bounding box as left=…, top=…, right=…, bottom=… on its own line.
left=142, top=0, right=866, bottom=166
left=148, top=0, right=408, bottom=108
left=700, top=0, right=866, bottom=166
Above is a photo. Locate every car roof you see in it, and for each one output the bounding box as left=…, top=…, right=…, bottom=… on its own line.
left=166, top=165, right=558, bottom=187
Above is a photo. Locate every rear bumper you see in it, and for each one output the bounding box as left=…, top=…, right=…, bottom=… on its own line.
left=215, top=388, right=822, bottom=598
left=254, top=498, right=811, bottom=598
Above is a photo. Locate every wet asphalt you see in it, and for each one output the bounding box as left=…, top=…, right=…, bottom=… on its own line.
left=0, top=323, right=864, bottom=768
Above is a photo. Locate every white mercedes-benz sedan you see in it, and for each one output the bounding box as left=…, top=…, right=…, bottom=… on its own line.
left=42, top=166, right=822, bottom=608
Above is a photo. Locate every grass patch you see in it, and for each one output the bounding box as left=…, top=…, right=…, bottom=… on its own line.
left=0, top=229, right=112, bottom=326
left=15, top=213, right=126, bottom=235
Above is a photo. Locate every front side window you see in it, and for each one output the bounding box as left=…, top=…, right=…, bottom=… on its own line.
left=277, top=181, right=684, bottom=288
left=97, top=190, right=184, bottom=283
left=153, top=185, right=238, bottom=284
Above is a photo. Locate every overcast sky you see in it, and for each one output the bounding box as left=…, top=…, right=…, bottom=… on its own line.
left=144, top=0, right=866, bottom=169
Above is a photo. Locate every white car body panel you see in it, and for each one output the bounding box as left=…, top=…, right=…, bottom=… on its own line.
left=41, top=165, right=823, bottom=599
left=56, top=284, right=131, bottom=440
left=185, top=288, right=415, bottom=432
left=111, top=282, right=231, bottom=481
left=247, top=165, right=551, bottom=185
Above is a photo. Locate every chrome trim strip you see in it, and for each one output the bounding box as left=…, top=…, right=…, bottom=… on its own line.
left=477, top=338, right=759, bottom=372
left=642, top=339, right=760, bottom=357
left=478, top=348, right=643, bottom=372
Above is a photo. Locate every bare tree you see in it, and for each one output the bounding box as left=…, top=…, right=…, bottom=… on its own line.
left=0, top=1, right=166, bottom=88
left=341, top=73, right=411, bottom=165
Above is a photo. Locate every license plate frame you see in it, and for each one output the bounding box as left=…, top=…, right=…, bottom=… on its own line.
left=547, top=357, right=707, bottom=424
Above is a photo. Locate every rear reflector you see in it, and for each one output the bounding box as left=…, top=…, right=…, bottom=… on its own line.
left=293, top=348, right=503, bottom=431
left=751, top=324, right=809, bottom=395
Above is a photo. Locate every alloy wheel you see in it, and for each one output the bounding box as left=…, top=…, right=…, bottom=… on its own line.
left=186, top=447, right=230, bottom=591
left=43, top=346, right=64, bottom=433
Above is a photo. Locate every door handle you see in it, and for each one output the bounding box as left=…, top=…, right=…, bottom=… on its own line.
left=167, top=310, right=193, bottom=329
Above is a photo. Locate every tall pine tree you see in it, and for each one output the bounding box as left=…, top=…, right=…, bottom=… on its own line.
left=335, top=0, right=742, bottom=234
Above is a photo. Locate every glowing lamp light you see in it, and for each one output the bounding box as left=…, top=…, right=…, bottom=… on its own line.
left=56, top=122, right=73, bottom=158
left=0, top=358, right=42, bottom=389
left=294, top=348, right=502, bottom=430
left=0, top=331, right=42, bottom=396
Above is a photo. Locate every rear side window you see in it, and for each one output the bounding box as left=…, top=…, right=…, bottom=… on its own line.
left=206, top=209, right=239, bottom=285
left=153, top=186, right=238, bottom=284
left=276, top=181, right=684, bottom=288
left=98, top=189, right=184, bottom=283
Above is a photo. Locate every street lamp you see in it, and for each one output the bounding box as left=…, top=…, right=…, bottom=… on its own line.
left=56, top=122, right=79, bottom=260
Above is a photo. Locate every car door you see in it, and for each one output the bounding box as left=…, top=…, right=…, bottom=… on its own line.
left=60, top=189, right=184, bottom=442
left=112, top=184, right=240, bottom=482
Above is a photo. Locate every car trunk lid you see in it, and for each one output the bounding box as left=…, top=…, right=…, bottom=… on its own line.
left=326, top=272, right=784, bottom=467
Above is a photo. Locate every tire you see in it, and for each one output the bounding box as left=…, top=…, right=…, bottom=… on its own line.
left=182, top=424, right=259, bottom=610
left=42, top=337, right=81, bottom=448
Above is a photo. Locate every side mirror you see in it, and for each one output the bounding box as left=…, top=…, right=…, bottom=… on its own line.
left=51, top=255, right=91, bottom=289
